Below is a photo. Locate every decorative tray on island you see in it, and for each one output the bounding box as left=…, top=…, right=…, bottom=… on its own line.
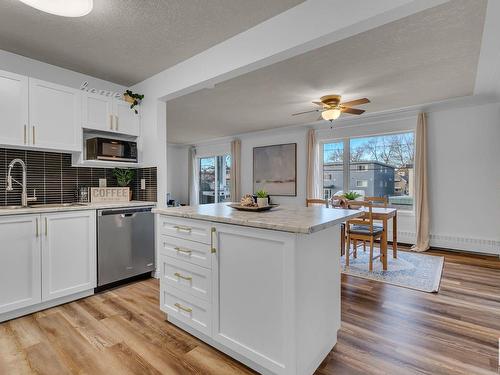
left=228, top=203, right=280, bottom=212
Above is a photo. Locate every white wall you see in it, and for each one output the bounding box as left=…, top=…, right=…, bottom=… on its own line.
left=426, top=102, right=500, bottom=254
left=0, top=49, right=125, bottom=92
left=167, top=144, right=189, bottom=204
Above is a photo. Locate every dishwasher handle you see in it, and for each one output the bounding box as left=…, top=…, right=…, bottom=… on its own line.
left=121, top=213, right=135, bottom=218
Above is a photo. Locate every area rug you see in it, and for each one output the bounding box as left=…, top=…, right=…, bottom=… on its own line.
left=341, top=248, right=444, bottom=293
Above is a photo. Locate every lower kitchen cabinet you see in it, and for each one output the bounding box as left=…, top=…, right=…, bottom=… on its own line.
left=0, top=210, right=97, bottom=321
left=0, top=215, right=41, bottom=314
left=42, top=211, right=96, bottom=301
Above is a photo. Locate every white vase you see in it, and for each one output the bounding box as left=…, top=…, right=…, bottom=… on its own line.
left=257, top=197, right=269, bottom=207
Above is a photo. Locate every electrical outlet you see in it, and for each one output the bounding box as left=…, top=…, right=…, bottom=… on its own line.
left=99, top=178, right=107, bottom=187
left=141, top=179, right=146, bottom=190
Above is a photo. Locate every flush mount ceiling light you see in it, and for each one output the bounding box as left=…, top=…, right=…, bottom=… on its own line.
left=292, top=95, right=370, bottom=122
left=18, top=0, right=93, bottom=17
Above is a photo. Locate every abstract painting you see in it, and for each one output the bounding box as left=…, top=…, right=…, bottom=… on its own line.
left=253, top=143, right=297, bottom=196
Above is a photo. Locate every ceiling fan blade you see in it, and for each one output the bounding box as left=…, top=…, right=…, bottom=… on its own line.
left=317, top=115, right=324, bottom=121
left=340, top=98, right=370, bottom=107
left=342, top=107, right=365, bottom=115
left=292, top=109, right=320, bottom=116
left=312, top=101, right=324, bottom=107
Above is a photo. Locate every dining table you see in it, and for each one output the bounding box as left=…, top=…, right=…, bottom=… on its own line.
left=341, top=206, right=398, bottom=271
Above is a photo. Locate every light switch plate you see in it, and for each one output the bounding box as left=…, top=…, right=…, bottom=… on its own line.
left=141, top=179, right=146, bottom=190
left=99, top=178, right=107, bottom=188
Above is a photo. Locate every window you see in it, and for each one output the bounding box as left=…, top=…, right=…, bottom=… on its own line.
left=322, top=131, right=414, bottom=209
left=322, top=141, right=344, bottom=200
left=199, top=154, right=231, bottom=204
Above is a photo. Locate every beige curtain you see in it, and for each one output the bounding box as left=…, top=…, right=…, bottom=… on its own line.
left=188, top=146, right=199, bottom=206
left=411, top=113, right=430, bottom=252
left=306, top=129, right=322, bottom=199
left=230, top=139, right=241, bottom=202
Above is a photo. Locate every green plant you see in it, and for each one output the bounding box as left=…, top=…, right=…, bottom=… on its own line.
left=255, top=189, right=268, bottom=198
left=112, top=168, right=135, bottom=187
left=124, top=90, right=144, bottom=114
left=342, top=191, right=362, bottom=200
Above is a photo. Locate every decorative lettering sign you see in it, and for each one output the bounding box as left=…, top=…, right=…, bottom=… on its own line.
left=80, top=81, right=123, bottom=98
left=90, top=187, right=130, bottom=202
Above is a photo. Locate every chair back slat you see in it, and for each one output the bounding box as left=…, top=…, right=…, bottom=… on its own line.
left=306, top=199, right=329, bottom=208
left=364, top=196, right=387, bottom=208
left=346, top=200, right=374, bottom=232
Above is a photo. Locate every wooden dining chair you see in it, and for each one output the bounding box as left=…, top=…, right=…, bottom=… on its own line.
left=345, top=201, right=384, bottom=271
left=306, top=198, right=329, bottom=207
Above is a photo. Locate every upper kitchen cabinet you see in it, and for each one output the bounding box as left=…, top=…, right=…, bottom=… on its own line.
left=113, top=99, right=140, bottom=136
left=82, top=92, right=114, bottom=132
left=82, top=94, right=140, bottom=137
left=29, top=78, right=82, bottom=152
left=0, top=69, right=29, bottom=147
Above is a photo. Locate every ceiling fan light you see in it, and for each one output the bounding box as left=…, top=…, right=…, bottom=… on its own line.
left=17, top=0, right=93, bottom=17
left=321, top=108, right=341, bottom=121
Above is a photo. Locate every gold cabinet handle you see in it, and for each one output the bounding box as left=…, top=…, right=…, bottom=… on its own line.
left=109, top=114, right=114, bottom=130
left=35, top=217, right=39, bottom=237
left=24, top=125, right=27, bottom=144
left=173, top=225, right=192, bottom=233
left=32, top=126, right=35, bottom=145
left=174, top=246, right=192, bottom=254
left=174, top=303, right=192, bottom=313
left=45, top=217, right=48, bottom=236
left=115, top=115, right=119, bottom=131
left=174, top=272, right=192, bottom=281
left=211, top=227, right=217, bottom=254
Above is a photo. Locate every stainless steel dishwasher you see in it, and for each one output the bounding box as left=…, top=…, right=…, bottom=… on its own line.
left=97, top=206, right=155, bottom=289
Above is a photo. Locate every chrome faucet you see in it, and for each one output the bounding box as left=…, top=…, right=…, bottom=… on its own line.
left=6, top=158, right=37, bottom=207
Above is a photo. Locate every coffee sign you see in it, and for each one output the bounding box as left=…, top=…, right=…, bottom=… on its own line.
left=90, top=187, right=130, bottom=202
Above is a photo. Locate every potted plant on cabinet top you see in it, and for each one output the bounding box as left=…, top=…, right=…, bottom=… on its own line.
left=123, top=90, right=144, bottom=114
left=113, top=168, right=135, bottom=201
left=255, top=189, right=269, bottom=207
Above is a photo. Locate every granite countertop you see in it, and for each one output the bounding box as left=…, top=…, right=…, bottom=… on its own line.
left=153, top=203, right=362, bottom=234
left=0, top=201, right=156, bottom=216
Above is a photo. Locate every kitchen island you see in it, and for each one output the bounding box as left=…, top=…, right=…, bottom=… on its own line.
left=153, top=203, right=361, bottom=375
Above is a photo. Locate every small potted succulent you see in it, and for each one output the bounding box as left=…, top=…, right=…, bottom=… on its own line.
left=123, top=90, right=144, bottom=114
left=112, top=168, right=135, bottom=201
left=255, top=189, right=269, bottom=207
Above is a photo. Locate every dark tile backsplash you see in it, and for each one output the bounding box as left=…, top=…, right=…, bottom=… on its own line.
left=0, top=148, right=157, bottom=206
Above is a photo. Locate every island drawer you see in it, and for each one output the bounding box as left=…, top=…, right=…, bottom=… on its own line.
left=161, top=286, right=211, bottom=336
left=159, top=255, right=211, bottom=302
left=158, top=215, right=212, bottom=245
left=159, top=235, right=212, bottom=269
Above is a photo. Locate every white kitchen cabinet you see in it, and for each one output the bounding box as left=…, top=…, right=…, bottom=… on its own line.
left=113, top=99, right=140, bottom=136
left=82, top=92, right=114, bottom=132
left=41, top=211, right=96, bottom=302
left=82, top=94, right=140, bottom=136
left=29, top=78, right=81, bottom=151
left=0, top=69, right=29, bottom=147
left=0, top=215, right=41, bottom=314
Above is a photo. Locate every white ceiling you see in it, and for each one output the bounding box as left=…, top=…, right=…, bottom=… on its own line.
left=167, top=0, right=487, bottom=144
left=0, top=0, right=303, bottom=85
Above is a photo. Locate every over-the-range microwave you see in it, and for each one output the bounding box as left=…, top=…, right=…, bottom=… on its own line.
left=86, top=137, right=138, bottom=163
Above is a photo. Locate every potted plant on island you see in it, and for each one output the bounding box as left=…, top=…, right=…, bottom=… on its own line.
left=112, top=168, right=135, bottom=201
left=255, top=189, right=269, bottom=207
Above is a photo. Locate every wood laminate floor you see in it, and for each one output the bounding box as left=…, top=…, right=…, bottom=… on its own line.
left=1, top=250, right=499, bottom=375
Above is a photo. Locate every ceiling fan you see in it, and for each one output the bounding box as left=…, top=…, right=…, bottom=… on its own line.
left=292, top=95, right=370, bottom=122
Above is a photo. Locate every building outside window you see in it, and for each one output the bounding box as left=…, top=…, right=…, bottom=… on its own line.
left=199, top=154, right=231, bottom=204
left=322, top=131, right=414, bottom=209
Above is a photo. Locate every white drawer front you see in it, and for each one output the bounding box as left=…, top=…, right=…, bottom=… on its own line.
left=159, top=235, right=211, bottom=269
left=160, top=256, right=211, bottom=301
left=161, top=286, right=211, bottom=336
left=159, top=215, right=212, bottom=244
